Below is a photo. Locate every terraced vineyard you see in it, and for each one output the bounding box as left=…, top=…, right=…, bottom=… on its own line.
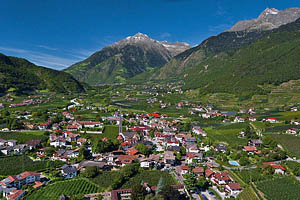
left=27, top=178, right=101, bottom=200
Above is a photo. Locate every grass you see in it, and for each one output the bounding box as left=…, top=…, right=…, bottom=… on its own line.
left=27, top=178, right=101, bottom=200
left=270, top=134, right=300, bottom=158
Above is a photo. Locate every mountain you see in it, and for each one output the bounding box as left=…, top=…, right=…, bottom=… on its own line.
left=228, top=7, right=300, bottom=32
left=149, top=8, right=300, bottom=98
left=64, top=33, right=191, bottom=85
left=0, top=53, right=85, bottom=94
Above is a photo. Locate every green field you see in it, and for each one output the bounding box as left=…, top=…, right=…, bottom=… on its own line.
left=27, top=178, right=101, bottom=200
left=91, top=171, right=119, bottom=188
left=0, top=131, right=47, bottom=143
left=0, top=155, right=63, bottom=176
left=256, top=177, right=300, bottom=200
left=238, top=186, right=260, bottom=200
left=270, top=134, right=300, bottom=158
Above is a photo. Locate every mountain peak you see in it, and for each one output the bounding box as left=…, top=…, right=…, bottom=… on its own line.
left=260, top=8, right=279, bottom=17
left=228, top=7, right=300, bottom=32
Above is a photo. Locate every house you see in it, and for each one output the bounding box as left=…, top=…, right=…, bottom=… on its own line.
left=193, top=167, right=204, bottom=177
left=266, top=117, right=278, bottom=123
left=286, top=128, right=299, bottom=134
left=61, top=165, right=77, bottom=179
left=38, top=122, right=50, bottom=130
left=50, top=138, right=66, bottom=148
left=192, top=126, right=207, bottom=136
left=291, top=107, right=298, bottom=112
left=13, top=145, right=27, bottom=154
left=181, top=165, right=190, bottom=175
left=116, top=155, right=137, bottom=166
left=26, top=140, right=41, bottom=150
left=243, top=146, right=257, bottom=153
left=263, top=162, right=285, bottom=174
left=248, top=117, right=257, bottom=122
left=212, top=172, right=231, bottom=185
left=225, top=183, right=242, bottom=196
left=78, top=121, right=102, bottom=128
left=185, top=153, right=203, bottom=165
left=7, top=140, right=17, bottom=147
left=163, top=151, right=176, bottom=166
left=6, top=189, right=25, bottom=200
left=205, top=169, right=214, bottom=179
left=216, top=143, right=227, bottom=152
left=234, top=117, right=245, bottom=123
left=0, top=171, right=40, bottom=189
left=120, top=132, right=139, bottom=142
left=248, top=139, right=262, bottom=147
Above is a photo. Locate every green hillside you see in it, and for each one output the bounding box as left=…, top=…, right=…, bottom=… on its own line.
left=149, top=18, right=300, bottom=97
left=0, top=53, right=85, bottom=94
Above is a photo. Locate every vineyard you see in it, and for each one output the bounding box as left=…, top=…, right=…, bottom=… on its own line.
left=0, top=131, right=47, bottom=143
left=256, top=177, right=300, bottom=200
left=237, top=186, right=260, bottom=200
left=0, top=155, right=63, bottom=176
left=121, top=170, right=177, bottom=188
left=91, top=170, right=177, bottom=189
left=270, top=134, right=300, bottom=158
left=234, top=169, right=272, bottom=184
left=27, top=178, right=101, bottom=200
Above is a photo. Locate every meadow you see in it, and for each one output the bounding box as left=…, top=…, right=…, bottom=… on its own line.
left=0, top=131, right=47, bottom=143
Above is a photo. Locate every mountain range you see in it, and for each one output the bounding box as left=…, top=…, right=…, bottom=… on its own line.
left=64, top=33, right=191, bottom=85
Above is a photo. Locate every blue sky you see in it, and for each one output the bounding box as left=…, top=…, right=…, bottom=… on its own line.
left=0, top=0, right=299, bottom=70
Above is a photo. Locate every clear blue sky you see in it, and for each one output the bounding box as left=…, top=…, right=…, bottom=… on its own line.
left=0, top=0, right=299, bottom=69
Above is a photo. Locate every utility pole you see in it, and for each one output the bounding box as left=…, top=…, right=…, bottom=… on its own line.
left=119, top=109, right=122, bottom=135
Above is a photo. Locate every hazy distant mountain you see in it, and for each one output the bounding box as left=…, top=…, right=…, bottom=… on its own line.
left=228, top=7, right=300, bottom=32
left=65, top=33, right=191, bottom=85
left=0, top=53, right=85, bottom=94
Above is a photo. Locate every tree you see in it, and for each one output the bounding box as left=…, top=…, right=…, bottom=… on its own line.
left=81, top=166, right=99, bottom=178
left=131, top=184, right=147, bottom=200
left=136, top=144, right=150, bottom=156
left=239, top=156, right=250, bottom=166
left=197, top=176, right=209, bottom=189
left=156, top=177, right=164, bottom=195
left=77, top=147, right=91, bottom=161
left=45, top=147, right=55, bottom=156
left=159, top=185, right=182, bottom=200
left=183, top=173, right=198, bottom=191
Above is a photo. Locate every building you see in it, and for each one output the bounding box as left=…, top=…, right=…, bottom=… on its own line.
left=61, top=165, right=77, bottom=179
left=0, top=172, right=40, bottom=189
left=225, top=183, right=242, bottom=196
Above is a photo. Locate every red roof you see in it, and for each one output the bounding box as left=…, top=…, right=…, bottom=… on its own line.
left=186, top=153, right=196, bottom=159
left=181, top=165, right=190, bottom=170
left=205, top=169, right=214, bottom=178
left=7, top=190, right=25, bottom=200
left=228, top=183, right=241, bottom=190
left=244, top=146, right=257, bottom=152
left=128, top=149, right=139, bottom=156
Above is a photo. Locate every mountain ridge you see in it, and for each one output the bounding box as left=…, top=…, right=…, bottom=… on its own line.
left=65, top=33, right=191, bottom=85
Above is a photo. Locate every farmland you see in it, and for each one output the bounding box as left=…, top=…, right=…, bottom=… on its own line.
left=27, top=178, right=101, bottom=200
left=256, top=177, right=300, bottom=200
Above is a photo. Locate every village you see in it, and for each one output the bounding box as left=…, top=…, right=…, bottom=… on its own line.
left=0, top=86, right=300, bottom=200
